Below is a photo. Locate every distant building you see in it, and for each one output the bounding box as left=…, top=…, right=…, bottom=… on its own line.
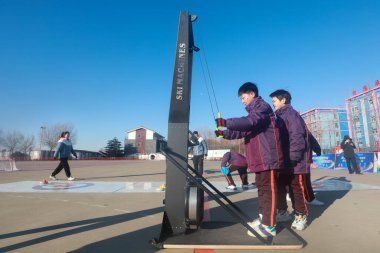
left=125, top=126, right=166, bottom=155
left=346, top=81, right=380, bottom=152
left=301, top=108, right=349, bottom=153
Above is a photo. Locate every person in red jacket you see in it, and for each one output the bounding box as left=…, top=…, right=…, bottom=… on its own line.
left=220, top=151, right=249, bottom=190
left=216, top=82, right=283, bottom=238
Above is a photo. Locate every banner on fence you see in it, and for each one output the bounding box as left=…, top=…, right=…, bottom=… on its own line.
left=334, top=153, right=374, bottom=173
left=312, top=154, right=335, bottom=170
left=357, top=153, right=375, bottom=173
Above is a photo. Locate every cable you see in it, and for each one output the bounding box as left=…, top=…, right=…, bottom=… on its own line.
left=197, top=53, right=217, bottom=120
left=195, top=27, right=221, bottom=120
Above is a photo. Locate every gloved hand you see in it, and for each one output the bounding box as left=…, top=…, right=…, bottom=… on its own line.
left=215, top=129, right=224, bottom=138
left=220, top=166, right=230, bottom=175
left=215, top=118, right=227, bottom=128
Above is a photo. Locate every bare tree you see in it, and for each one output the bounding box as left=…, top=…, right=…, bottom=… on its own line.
left=40, top=123, right=77, bottom=151
left=19, top=135, right=35, bottom=155
left=2, top=131, right=24, bottom=155
left=198, top=127, right=245, bottom=153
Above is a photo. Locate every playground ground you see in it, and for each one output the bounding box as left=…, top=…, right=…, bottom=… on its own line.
left=0, top=159, right=379, bottom=253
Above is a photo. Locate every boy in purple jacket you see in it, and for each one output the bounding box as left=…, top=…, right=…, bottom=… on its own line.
left=220, top=151, right=249, bottom=190
left=216, top=82, right=283, bottom=238
left=270, top=89, right=311, bottom=231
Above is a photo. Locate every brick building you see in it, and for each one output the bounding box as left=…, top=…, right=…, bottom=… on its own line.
left=125, top=126, right=166, bottom=155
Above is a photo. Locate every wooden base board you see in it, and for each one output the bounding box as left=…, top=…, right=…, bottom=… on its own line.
left=163, top=221, right=305, bottom=250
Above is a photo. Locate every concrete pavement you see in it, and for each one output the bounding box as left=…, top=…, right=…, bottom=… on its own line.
left=0, top=160, right=379, bottom=253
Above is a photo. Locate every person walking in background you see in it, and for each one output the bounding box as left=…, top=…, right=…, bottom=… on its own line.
left=215, top=82, right=283, bottom=238
left=220, top=151, right=249, bottom=190
left=49, top=131, right=77, bottom=181
left=340, top=135, right=362, bottom=174
left=188, top=131, right=208, bottom=175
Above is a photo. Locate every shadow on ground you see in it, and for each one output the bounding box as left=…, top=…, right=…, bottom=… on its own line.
left=0, top=207, right=163, bottom=253
left=307, top=176, right=351, bottom=225
left=0, top=177, right=352, bottom=253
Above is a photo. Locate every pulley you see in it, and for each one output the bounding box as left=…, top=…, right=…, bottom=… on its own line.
left=185, top=180, right=204, bottom=229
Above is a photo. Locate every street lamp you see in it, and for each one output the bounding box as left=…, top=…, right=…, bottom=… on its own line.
left=39, top=127, right=46, bottom=159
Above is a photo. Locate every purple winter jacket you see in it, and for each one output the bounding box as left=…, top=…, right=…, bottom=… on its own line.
left=222, top=97, right=283, bottom=173
left=221, top=152, right=248, bottom=168
left=275, top=104, right=311, bottom=174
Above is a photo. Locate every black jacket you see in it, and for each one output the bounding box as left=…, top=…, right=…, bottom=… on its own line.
left=310, top=133, right=321, bottom=155
left=340, top=135, right=356, bottom=157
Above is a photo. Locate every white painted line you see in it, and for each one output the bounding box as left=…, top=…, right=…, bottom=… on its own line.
left=0, top=180, right=379, bottom=193
left=125, top=182, right=134, bottom=191
left=143, top=182, right=152, bottom=190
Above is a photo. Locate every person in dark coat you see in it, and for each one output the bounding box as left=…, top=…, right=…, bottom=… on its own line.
left=220, top=151, right=249, bottom=190
left=270, top=89, right=311, bottom=231
left=215, top=82, right=283, bottom=238
left=340, top=135, right=362, bottom=174
left=304, top=134, right=324, bottom=205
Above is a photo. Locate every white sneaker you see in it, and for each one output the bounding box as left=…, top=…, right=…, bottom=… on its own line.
left=67, top=177, right=75, bottom=181
left=306, top=198, right=324, bottom=206
left=49, top=175, right=57, bottom=181
left=247, top=224, right=276, bottom=238
left=286, top=193, right=291, bottom=202
left=226, top=185, right=237, bottom=190
left=247, top=214, right=263, bottom=227
left=276, top=210, right=293, bottom=222
left=291, top=214, right=307, bottom=231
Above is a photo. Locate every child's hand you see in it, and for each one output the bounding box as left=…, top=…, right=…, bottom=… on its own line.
left=215, top=118, right=227, bottom=127
left=215, top=129, right=224, bottom=138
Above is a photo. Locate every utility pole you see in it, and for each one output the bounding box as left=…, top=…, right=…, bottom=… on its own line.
left=40, top=126, right=46, bottom=160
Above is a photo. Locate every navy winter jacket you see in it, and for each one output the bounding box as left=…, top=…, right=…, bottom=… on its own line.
left=310, top=133, right=321, bottom=155
left=275, top=104, right=311, bottom=174
left=222, top=97, right=283, bottom=173
left=340, top=135, right=356, bottom=157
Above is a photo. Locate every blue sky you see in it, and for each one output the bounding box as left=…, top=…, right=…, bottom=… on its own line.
left=1, top=0, right=379, bottom=151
